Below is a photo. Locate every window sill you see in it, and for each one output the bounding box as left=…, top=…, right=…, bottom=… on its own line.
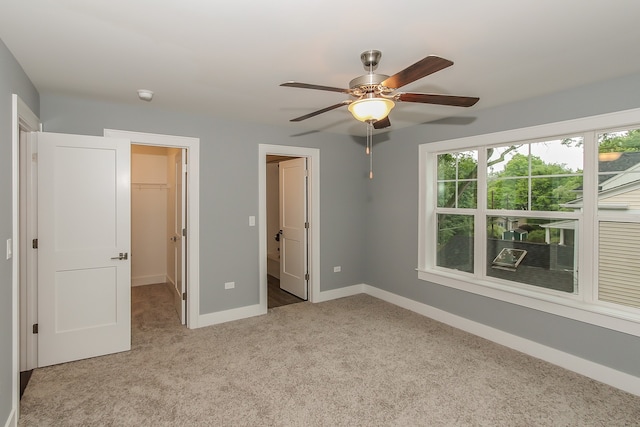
left=417, top=268, right=640, bottom=338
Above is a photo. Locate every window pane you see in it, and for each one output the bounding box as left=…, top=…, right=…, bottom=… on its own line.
left=457, top=151, right=478, bottom=180
left=487, top=145, right=528, bottom=177
left=598, top=221, right=640, bottom=308
left=457, top=181, right=477, bottom=209
left=487, top=216, right=577, bottom=293
left=437, top=153, right=457, bottom=180
left=530, top=176, right=583, bottom=211
left=487, top=178, right=529, bottom=210
left=437, top=182, right=456, bottom=207
left=437, top=214, right=474, bottom=273
left=598, top=129, right=640, bottom=173
left=530, top=138, right=583, bottom=175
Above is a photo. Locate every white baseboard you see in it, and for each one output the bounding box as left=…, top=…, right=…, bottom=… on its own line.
left=198, top=303, right=267, bottom=328
left=131, top=275, right=167, bottom=287
left=4, top=408, right=16, bottom=427
left=362, top=284, right=640, bottom=397
left=314, top=284, right=364, bottom=303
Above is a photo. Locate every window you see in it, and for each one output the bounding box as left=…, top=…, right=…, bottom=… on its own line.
left=418, top=109, right=640, bottom=337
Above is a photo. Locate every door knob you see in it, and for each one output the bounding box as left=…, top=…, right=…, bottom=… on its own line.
left=110, top=252, right=128, bottom=260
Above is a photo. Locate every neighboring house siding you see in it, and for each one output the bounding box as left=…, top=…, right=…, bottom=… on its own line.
left=599, top=222, right=640, bottom=308
left=600, top=187, right=640, bottom=209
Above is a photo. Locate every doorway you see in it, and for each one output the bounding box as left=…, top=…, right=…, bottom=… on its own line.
left=104, top=129, right=200, bottom=329
left=266, top=155, right=305, bottom=308
left=130, top=145, right=186, bottom=323
left=259, top=144, right=320, bottom=311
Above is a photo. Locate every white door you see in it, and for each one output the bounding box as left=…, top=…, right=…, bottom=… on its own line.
left=279, top=157, right=308, bottom=300
left=171, top=149, right=187, bottom=324
left=37, top=131, right=131, bottom=367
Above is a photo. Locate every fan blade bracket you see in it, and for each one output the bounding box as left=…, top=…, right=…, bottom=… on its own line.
left=396, top=92, right=479, bottom=107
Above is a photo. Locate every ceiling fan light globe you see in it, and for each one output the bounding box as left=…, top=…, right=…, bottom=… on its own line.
left=348, top=98, right=395, bottom=122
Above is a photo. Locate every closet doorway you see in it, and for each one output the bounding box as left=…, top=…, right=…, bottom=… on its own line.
left=131, top=145, right=186, bottom=323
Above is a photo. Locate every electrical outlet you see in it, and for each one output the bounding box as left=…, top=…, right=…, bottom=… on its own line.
left=333, top=266, right=341, bottom=273
left=224, top=281, right=235, bottom=289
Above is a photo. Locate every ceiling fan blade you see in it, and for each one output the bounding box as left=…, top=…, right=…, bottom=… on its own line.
left=373, top=116, right=391, bottom=129
left=289, top=101, right=351, bottom=122
left=397, top=92, right=479, bottom=107
left=280, top=81, right=351, bottom=94
left=381, top=56, right=454, bottom=89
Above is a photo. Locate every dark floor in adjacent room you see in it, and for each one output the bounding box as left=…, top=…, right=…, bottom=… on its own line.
left=20, top=370, right=33, bottom=399
left=267, top=274, right=304, bottom=308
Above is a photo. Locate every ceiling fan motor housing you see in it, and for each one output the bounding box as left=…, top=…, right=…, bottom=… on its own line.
left=349, top=73, right=390, bottom=97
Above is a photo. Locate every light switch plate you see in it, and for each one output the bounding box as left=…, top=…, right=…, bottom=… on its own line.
left=249, top=216, right=255, bottom=226
left=6, top=238, right=12, bottom=260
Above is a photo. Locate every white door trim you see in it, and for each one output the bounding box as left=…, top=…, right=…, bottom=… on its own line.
left=12, top=94, right=40, bottom=427
left=259, top=145, right=320, bottom=308
left=104, top=129, right=200, bottom=328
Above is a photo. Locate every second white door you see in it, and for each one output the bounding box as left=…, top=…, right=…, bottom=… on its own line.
left=279, top=157, right=308, bottom=300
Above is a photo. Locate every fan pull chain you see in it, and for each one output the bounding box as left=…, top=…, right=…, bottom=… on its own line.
left=367, top=121, right=373, bottom=179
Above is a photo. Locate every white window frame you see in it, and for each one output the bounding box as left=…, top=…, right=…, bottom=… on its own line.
left=418, top=107, right=640, bottom=338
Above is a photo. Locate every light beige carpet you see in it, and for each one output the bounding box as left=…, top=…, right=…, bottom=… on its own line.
left=19, top=284, right=640, bottom=426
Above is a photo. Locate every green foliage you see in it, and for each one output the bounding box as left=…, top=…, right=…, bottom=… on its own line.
left=487, top=153, right=582, bottom=211
left=526, top=229, right=547, bottom=243
left=599, top=129, right=640, bottom=153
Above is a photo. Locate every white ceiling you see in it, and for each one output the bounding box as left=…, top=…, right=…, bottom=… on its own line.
left=2, top=0, right=640, bottom=136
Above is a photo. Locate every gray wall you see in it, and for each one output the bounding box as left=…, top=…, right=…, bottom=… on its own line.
left=39, top=93, right=369, bottom=314
left=365, top=72, right=640, bottom=377
left=0, top=39, right=39, bottom=424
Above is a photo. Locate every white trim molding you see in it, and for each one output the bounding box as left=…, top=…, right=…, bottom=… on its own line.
left=104, top=129, right=201, bottom=328
left=198, top=304, right=266, bottom=328
left=11, top=94, right=40, bottom=427
left=362, top=284, right=640, bottom=398
left=315, top=284, right=364, bottom=302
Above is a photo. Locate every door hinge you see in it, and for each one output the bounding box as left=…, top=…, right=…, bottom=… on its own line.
left=182, top=292, right=187, bottom=301
left=305, top=222, right=309, bottom=229
left=32, top=324, right=38, bottom=334
left=304, top=273, right=309, bottom=281
left=182, top=228, right=187, bottom=237
left=32, top=238, right=38, bottom=249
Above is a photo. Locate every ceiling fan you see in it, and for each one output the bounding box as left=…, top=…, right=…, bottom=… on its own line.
left=280, top=50, right=479, bottom=129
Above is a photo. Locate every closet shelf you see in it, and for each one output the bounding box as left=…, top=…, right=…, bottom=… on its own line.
left=131, top=182, right=169, bottom=190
